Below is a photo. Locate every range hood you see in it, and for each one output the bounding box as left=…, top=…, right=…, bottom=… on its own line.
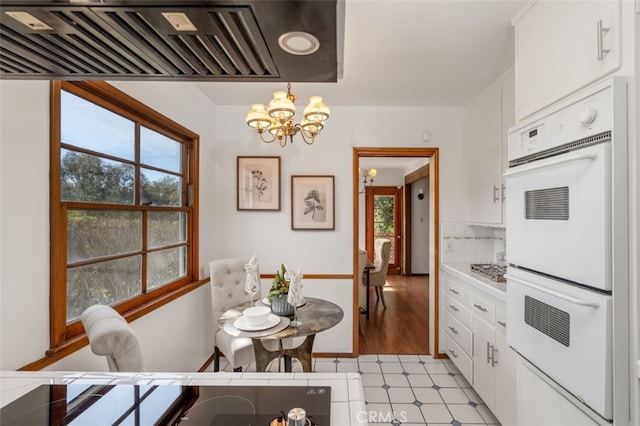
left=0, top=1, right=338, bottom=82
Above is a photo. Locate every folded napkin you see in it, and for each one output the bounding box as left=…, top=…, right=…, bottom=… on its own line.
left=244, top=255, right=260, bottom=295
left=285, top=266, right=304, bottom=306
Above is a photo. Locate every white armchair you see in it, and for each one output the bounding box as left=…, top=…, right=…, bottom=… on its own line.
left=80, top=304, right=144, bottom=372
left=209, top=257, right=289, bottom=372
left=367, top=238, right=392, bottom=307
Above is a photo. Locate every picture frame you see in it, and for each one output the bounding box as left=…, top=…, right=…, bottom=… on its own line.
left=291, top=175, right=335, bottom=230
left=237, top=156, right=281, bottom=211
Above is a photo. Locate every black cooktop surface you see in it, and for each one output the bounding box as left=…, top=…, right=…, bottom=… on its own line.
left=0, top=384, right=331, bottom=425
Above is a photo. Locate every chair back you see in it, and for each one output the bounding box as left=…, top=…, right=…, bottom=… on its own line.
left=209, top=258, right=254, bottom=336
left=373, top=238, right=392, bottom=274
left=80, top=304, right=144, bottom=372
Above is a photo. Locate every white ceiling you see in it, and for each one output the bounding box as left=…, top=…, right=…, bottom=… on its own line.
left=194, top=0, right=526, bottom=108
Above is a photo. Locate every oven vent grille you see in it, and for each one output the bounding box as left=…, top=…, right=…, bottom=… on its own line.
left=525, top=186, right=569, bottom=220
left=509, top=131, right=611, bottom=167
left=524, top=295, right=570, bottom=347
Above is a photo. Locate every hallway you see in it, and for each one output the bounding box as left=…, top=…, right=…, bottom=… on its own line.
left=359, top=274, right=430, bottom=355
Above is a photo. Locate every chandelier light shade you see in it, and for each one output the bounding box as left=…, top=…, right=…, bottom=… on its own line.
left=245, top=83, right=330, bottom=147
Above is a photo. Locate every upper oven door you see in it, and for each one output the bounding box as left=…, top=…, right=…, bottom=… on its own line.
left=504, top=142, right=611, bottom=290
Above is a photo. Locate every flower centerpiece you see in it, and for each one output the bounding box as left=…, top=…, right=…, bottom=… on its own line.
left=267, top=264, right=294, bottom=316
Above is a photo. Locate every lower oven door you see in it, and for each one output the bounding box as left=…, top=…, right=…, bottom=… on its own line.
left=505, top=267, right=612, bottom=421
left=504, top=142, right=611, bottom=290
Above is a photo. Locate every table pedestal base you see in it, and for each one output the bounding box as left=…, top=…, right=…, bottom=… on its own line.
left=252, top=335, right=316, bottom=372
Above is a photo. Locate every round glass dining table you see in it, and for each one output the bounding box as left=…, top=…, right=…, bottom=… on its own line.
left=218, top=297, right=343, bottom=372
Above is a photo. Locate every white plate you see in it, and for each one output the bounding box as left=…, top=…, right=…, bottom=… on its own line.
left=262, top=297, right=306, bottom=308
left=233, top=313, right=281, bottom=331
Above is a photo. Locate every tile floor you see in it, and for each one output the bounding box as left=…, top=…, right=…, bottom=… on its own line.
left=217, top=354, right=501, bottom=425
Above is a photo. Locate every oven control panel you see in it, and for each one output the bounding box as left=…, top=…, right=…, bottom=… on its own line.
left=508, top=79, right=617, bottom=162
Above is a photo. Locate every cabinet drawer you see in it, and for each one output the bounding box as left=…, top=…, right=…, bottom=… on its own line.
left=446, top=275, right=473, bottom=306
left=446, top=295, right=473, bottom=329
left=472, top=293, right=495, bottom=324
left=445, top=310, right=472, bottom=356
left=444, top=332, right=473, bottom=384
left=496, top=308, right=508, bottom=336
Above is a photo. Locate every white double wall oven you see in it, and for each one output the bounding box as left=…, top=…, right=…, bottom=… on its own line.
left=504, top=77, right=629, bottom=423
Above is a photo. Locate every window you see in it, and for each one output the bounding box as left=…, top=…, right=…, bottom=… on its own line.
left=50, top=81, right=199, bottom=350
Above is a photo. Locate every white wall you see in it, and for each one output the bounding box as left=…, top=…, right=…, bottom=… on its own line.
left=0, top=80, right=467, bottom=371
left=411, top=177, right=430, bottom=274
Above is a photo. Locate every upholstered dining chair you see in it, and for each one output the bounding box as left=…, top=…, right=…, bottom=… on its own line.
left=367, top=238, right=392, bottom=308
left=80, top=304, right=144, bottom=372
left=209, top=257, right=289, bottom=372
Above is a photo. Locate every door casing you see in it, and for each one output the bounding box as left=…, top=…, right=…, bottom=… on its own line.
left=353, top=147, right=440, bottom=357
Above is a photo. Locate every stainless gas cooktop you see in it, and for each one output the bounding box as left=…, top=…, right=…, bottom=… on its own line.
left=0, top=384, right=330, bottom=425
left=470, top=263, right=507, bottom=282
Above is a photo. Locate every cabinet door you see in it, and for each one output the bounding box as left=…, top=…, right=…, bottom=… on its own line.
left=472, top=316, right=496, bottom=410
left=515, top=1, right=621, bottom=120
left=494, top=331, right=517, bottom=426
left=465, top=83, right=502, bottom=225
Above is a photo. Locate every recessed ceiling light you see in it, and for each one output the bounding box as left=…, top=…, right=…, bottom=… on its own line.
left=278, top=32, right=320, bottom=56
left=5, top=11, right=52, bottom=31
left=162, top=12, right=197, bottom=32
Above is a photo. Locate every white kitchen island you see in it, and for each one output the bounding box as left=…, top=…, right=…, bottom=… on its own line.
left=0, top=370, right=367, bottom=425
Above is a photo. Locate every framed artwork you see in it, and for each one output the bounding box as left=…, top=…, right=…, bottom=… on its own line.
left=291, top=175, right=335, bottom=230
left=237, top=156, right=281, bottom=211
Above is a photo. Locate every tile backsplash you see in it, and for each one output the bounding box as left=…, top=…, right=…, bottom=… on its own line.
left=440, top=221, right=505, bottom=264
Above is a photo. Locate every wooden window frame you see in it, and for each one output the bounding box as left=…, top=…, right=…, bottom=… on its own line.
left=48, top=80, right=201, bottom=356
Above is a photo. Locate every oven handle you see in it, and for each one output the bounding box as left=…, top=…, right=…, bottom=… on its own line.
left=504, top=274, right=600, bottom=308
left=503, top=153, right=598, bottom=177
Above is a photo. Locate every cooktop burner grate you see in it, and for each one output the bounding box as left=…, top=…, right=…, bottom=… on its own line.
left=470, top=263, right=507, bottom=282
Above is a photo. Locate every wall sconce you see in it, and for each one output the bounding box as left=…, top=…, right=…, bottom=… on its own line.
left=359, top=168, right=377, bottom=193
left=417, top=188, right=425, bottom=200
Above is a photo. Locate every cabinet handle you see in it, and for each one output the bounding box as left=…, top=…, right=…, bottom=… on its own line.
left=448, top=304, right=459, bottom=312
left=486, top=341, right=492, bottom=364
left=597, top=20, right=610, bottom=61
left=501, top=184, right=506, bottom=202
left=448, top=326, right=459, bottom=335
left=493, top=185, right=499, bottom=203
left=449, top=288, right=459, bottom=295
left=448, top=349, right=459, bottom=359
left=491, top=347, right=499, bottom=367
left=497, top=320, right=507, bottom=328
left=473, top=303, right=488, bottom=313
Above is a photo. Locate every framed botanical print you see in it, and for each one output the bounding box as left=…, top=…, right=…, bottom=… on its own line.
left=237, top=156, right=281, bottom=211
left=291, top=175, right=335, bottom=230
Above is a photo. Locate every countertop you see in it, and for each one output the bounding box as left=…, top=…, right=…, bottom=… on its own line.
left=440, top=263, right=507, bottom=302
left=0, top=370, right=367, bottom=425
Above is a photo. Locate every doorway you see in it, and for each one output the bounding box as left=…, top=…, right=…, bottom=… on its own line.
left=365, top=186, right=402, bottom=275
left=353, top=147, right=440, bottom=357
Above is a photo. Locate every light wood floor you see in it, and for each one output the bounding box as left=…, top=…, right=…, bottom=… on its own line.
left=359, top=274, right=429, bottom=355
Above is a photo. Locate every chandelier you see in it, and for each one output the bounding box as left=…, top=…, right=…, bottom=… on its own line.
left=359, top=168, right=377, bottom=193
left=245, top=83, right=330, bottom=147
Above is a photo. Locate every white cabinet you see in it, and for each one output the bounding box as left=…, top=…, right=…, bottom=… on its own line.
left=494, top=310, right=517, bottom=426
left=471, top=293, right=517, bottom=424
left=473, top=315, right=497, bottom=409
left=440, top=265, right=516, bottom=425
left=514, top=1, right=622, bottom=120
left=442, top=271, right=474, bottom=384
left=464, top=69, right=515, bottom=226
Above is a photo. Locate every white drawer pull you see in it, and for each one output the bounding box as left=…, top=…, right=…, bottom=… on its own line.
left=448, top=349, right=458, bottom=359
left=449, top=288, right=460, bottom=295
left=448, top=326, right=459, bottom=335
left=448, top=304, right=459, bottom=312
left=473, top=303, right=488, bottom=313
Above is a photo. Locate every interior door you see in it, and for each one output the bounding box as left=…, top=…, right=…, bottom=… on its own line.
left=365, top=186, right=402, bottom=274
